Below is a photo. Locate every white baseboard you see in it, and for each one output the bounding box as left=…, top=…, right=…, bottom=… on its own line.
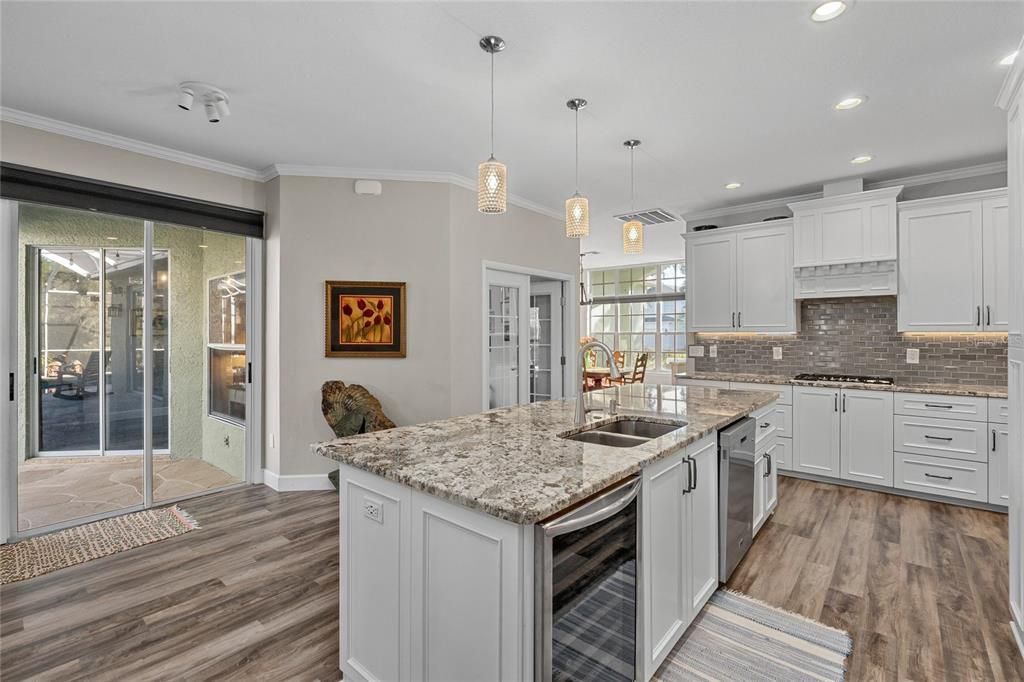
left=1012, top=617, right=1024, bottom=660
left=262, top=469, right=334, bottom=492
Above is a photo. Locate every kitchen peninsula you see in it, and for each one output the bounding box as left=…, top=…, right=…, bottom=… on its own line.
left=314, top=383, right=778, bottom=681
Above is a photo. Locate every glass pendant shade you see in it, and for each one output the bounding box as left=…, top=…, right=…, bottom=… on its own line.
left=623, top=220, right=643, bottom=254
left=477, top=157, right=507, bottom=214
left=565, top=194, right=590, bottom=238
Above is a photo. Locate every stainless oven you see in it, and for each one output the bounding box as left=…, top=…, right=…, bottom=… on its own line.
left=535, top=475, right=640, bottom=682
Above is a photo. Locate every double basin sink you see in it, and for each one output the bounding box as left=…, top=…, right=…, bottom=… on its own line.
left=561, top=418, right=687, bottom=448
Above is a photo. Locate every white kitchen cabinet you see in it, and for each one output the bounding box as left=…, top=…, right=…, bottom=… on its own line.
left=760, top=440, right=780, bottom=523
left=686, top=436, right=720, bottom=615
left=983, top=196, right=1010, bottom=330
left=686, top=221, right=796, bottom=333
left=639, top=433, right=719, bottom=682
left=990, top=423, right=1010, bottom=506
left=897, top=190, right=1009, bottom=332
left=789, top=187, right=902, bottom=267
left=793, top=386, right=841, bottom=477
left=753, top=454, right=766, bottom=532
left=641, top=449, right=689, bottom=679
left=686, top=232, right=737, bottom=332
left=736, top=223, right=796, bottom=332
left=840, top=389, right=894, bottom=487
left=772, top=436, right=791, bottom=471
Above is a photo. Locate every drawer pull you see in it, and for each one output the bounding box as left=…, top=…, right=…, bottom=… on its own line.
left=760, top=422, right=771, bottom=428
left=923, top=403, right=953, bottom=409
left=923, top=435, right=954, bottom=441
left=992, top=429, right=997, bottom=452
left=924, top=473, right=954, bottom=481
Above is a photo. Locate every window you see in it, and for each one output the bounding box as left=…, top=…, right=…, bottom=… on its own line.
left=584, top=262, right=686, bottom=372
left=208, top=271, right=247, bottom=425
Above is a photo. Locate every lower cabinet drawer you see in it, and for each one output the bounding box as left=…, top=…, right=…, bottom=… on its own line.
left=753, top=403, right=779, bottom=445
left=893, top=415, right=988, bottom=463
left=772, top=437, right=791, bottom=471
left=894, top=453, right=988, bottom=503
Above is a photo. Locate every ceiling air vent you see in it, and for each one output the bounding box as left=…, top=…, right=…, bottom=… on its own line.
left=613, top=208, right=679, bottom=225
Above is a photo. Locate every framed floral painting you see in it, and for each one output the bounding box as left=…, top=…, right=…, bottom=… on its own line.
left=324, top=281, right=406, bottom=357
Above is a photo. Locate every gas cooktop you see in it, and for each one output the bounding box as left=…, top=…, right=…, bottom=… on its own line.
left=792, top=373, right=895, bottom=385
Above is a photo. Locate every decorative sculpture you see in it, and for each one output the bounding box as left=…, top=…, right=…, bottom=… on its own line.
left=321, top=380, right=396, bottom=490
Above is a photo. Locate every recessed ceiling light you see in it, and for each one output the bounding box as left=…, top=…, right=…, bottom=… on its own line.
left=105, top=236, right=118, bottom=241
left=198, top=244, right=209, bottom=248
left=1000, top=50, right=1019, bottom=67
left=811, top=1, right=847, bottom=22
left=724, top=182, right=742, bottom=190
left=851, top=154, right=874, bottom=164
left=834, top=95, right=867, bottom=110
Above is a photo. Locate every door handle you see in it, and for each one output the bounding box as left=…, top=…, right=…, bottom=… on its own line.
left=842, top=394, right=847, bottom=413
left=924, top=473, right=953, bottom=481
left=923, top=434, right=953, bottom=441
left=992, top=429, right=997, bottom=452
left=731, top=312, right=735, bottom=328
left=976, top=305, right=981, bottom=326
left=764, top=453, right=772, bottom=477
left=834, top=393, right=838, bottom=412
left=986, top=305, right=992, bottom=326
left=737, top=312, right=741, bottom=328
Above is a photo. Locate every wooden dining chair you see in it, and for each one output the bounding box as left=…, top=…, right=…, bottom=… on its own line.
left=612, top=350, right=626, bottom=369
left=610, top=352, right=649, bottom=385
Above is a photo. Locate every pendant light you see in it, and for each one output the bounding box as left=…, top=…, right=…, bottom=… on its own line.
left=565, top=98, right=589, bottom=238
left=622, top=139, right=643, bottom=254
left=478, top=36, right=507, bottom=214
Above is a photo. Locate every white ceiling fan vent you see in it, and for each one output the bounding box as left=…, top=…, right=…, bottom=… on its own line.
left=613, top=208, right=679, bottom=225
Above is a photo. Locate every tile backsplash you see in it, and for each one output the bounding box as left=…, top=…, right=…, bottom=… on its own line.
left=693, top=297, right=1007, bottom=386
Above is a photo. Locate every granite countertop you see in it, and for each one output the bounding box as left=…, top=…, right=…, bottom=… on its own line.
left=313, top=384, right=776, bottom=525
left=678, top=371, right=1007, bottom=399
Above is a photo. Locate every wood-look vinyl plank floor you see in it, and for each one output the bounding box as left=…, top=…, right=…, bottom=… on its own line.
left=2, top=477, right=1021, bottom=680
left=728, top=476, right=1024, bottom=681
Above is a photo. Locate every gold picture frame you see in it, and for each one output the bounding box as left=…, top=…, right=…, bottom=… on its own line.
left=324, top=281, right=407, bottom=358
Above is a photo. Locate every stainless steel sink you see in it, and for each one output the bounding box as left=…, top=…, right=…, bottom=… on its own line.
left=591, top=420, right=685, bottom=439
left=561, top=419, right=686, bottom=448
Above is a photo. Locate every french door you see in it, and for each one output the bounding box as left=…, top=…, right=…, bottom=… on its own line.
left=485, top=269, right=530, bottom=410
left=529, top=281, right=564, bottom=402
left=3, top=201, right=259, bottom=538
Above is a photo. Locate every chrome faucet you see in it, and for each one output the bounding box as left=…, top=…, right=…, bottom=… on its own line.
left=576, top=340, right=621, bottom=425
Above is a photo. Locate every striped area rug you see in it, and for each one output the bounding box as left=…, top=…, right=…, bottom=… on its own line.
left=0, top=505, right=199, bottom=584
left=656, top=590, right=852, bottom=681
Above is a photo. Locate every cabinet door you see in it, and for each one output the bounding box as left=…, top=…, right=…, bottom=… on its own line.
left=793, top=386, right=841, bottom=477
left=990, top=423, right=1010, bottom=506
left=686, top=436, right=719, bottom=615
left=640, top=451, right=689, bottom=678
left=686, top=233, right=736, bottom=332
left=983, top=196, right=1010, bottom=330
left=762, top=441, right=779, bottom=514
left=736, top=225, right=794, bottom=332
left=898, top=201, right=984, bottom=331
left=840, top=388, right=895, bottom=487
left=753, top=455, right=766, bottom=533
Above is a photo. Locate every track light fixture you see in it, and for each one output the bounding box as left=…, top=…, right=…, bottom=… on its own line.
left=178, top=82, right=231, bottom=123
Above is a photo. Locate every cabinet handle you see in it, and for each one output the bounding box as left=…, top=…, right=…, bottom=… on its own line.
left=760, top=421, right=771, bottom=428
left=924, top=434, right=953, bottom=441
left=992, top=429, right=997, bottom=452
left=976, top=305, right=981, bottom=326
left=834, top=393, right=838, bottom=412
left=986, top=305, right=992, bottom=326
left=924, top=473, right=954, bottom=481
left=737, top=312, right=742, bottom=328
left=731, top=312, right=736, bottom=328
left=842, top=395, right=847, bottom=413
left=764, top=453, right=772, bottom=477
left=924, top=403, right=953, bottom=409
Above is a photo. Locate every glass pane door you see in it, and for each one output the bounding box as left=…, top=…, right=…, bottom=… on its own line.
left=529, top=281, right=563, bottom=403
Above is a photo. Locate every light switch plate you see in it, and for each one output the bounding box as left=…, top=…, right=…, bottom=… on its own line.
left=709, top=345, right=718, bottom=358
left=689, top=345, right=705, bottom=357
left=906, top=348, right=920, bottom=364
left=773, top=347, right=783, bottom=360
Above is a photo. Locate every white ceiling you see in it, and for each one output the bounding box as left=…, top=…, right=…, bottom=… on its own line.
left=2, top=1, right=1020, bottom=266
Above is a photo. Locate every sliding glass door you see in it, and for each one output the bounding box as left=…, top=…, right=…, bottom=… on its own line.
left=11, top=203, right=254, bottom=535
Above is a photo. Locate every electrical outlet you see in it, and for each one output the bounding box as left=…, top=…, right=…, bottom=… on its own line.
left=363, top=498, right=383, bottom=524
left=709, top=345, right=718, bottom=358
left=773, top=347, right=783, bottom=360
left=906, top=348, right=920, bottom=364
left=689, top=345, right=705, bottom=357
left=223, top=435, right=230, bottom=447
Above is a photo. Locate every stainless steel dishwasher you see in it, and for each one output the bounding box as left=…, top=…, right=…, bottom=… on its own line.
left=719, top=417, right=755, bottom=582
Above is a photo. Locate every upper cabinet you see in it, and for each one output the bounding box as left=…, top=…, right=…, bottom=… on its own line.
left=897, top=190, right=1008, bottom=332
left=686, top=220, right=797, bottom=334
left=788, top=187, right=902, bottom=298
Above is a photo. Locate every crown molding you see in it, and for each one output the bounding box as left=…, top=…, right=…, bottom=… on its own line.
left=996, top=36, right=1024, bottom=110
left=682, top=160, right=1008, bottom=223
left=788, top=185, right=904, bottom=212
left=267, top=163, right=562, bottom=219
left=1, top=107, right=267, bottom=182
left=895, top=186, right=1008, bottom=210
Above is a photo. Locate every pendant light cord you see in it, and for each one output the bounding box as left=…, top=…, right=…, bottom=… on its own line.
left=574, top=107, right=580, bottom=193
left=490, top=51, right=495, bottom=157
left=630, top=146, right=635, bottom=211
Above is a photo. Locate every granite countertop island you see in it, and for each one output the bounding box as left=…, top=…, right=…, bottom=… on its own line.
left=677, top=371, right=1008, bottom=399
left=314, top=383, right=774, bottom=524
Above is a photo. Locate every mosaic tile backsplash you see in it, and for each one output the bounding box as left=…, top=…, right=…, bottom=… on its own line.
left=692, top=297, right=1007, bottom=386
